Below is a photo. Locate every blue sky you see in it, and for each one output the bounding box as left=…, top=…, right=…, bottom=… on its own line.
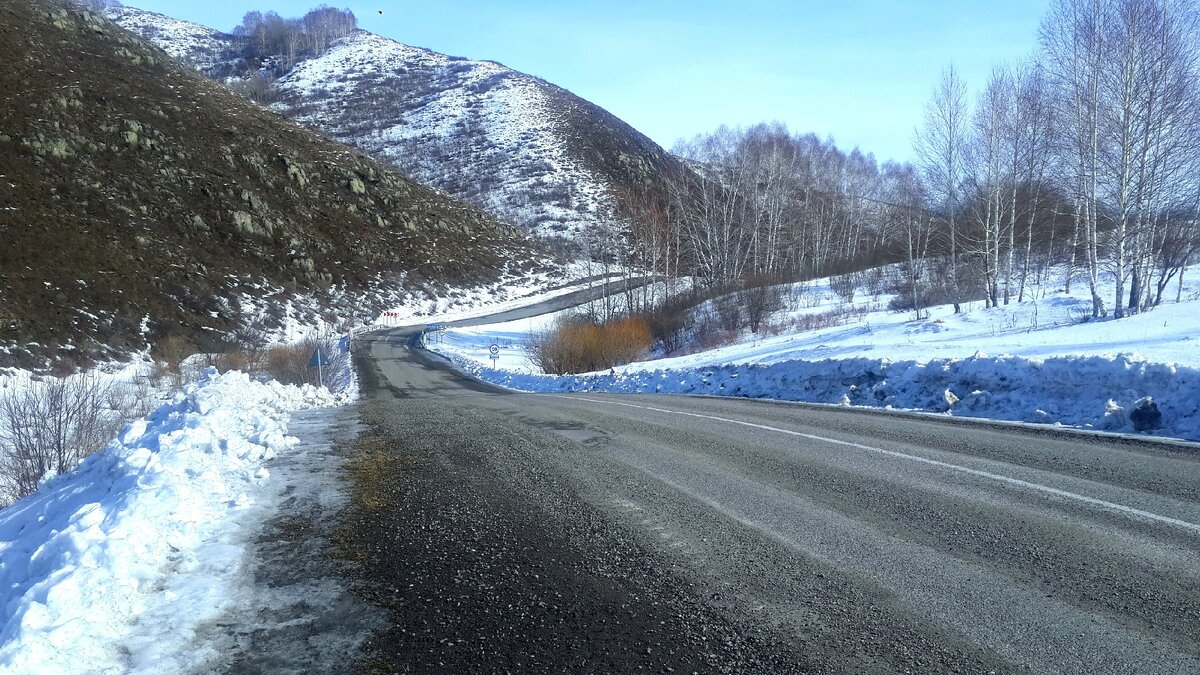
left=127, top=1, right=1051, bottom=163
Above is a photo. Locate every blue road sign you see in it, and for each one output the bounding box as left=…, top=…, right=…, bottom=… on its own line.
left=309, top=347, right=332, bottom=367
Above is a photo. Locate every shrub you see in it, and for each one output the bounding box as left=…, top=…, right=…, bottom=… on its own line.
left=641, top=294, right=700, bottom=354
left=887, top=277, right=968, bottom=315
left=261, top=335, right=344, bottom=387
left=738, top=278, right=785, bottom=333
left=713, top=294, right=743, bottom=333
left=0, top=375, right=128, bottom=504
left=762, top=304, right=873, bottom=337
left=527, top=316, right=652, bottom=375
left=829, top=272, right=861, bottom=304
left=153, top=335, right=193, bottom=391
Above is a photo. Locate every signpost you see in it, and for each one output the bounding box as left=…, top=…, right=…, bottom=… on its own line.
left=310, top=345, right=331, bottom=387
left=489, top=343, right=499, bottom=369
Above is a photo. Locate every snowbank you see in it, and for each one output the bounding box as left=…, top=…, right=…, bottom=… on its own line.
left=446, top=352, right=1200, bottom=442
left=0, top=370, right=342, bottom=673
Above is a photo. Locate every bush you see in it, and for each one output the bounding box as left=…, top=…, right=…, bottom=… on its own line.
left=0, top=375, right=128, bottom=503
left=527, top=316, right=652, bottom=375
left=227, top=73, right=279, bottom=105
left=738, top=278, right=785, bottom=333
left=153, top=335, right=193, bottom=391
left=261, top=335, right=345, bottom=387
left=641, top=292, right=708, bottom=354
left=887, top=277, right=967, bottom=315
left=761, top=304, right=873, bottom=337
left=713, top=294, right=743, bottom=333
left=829, top=272, right=861, bottom=304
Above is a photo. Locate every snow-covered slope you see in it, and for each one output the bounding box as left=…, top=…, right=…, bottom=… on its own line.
left=104, top=6, right=236, bottom=72
left=108, top=7, right=676, bottom=240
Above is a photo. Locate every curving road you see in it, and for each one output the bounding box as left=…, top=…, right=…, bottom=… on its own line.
left=350, top=295, right=1200, bottom=674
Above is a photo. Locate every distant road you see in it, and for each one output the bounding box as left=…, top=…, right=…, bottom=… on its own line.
left=352, top=295, right=1200, bottom=673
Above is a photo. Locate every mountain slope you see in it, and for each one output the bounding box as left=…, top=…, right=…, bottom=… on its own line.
left=0, top=0, right=535, bottom=370
left=107, top=6, right=677, bottom=240
left=104, top=4, right=234, bottom=71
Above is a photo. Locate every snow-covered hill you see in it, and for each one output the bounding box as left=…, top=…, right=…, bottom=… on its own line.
left=104, top=6, right=236, bottom=72
left=107, top=6, right=676, bottom=240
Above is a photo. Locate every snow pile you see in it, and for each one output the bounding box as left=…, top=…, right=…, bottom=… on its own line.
left=447, top=352, right=1200, bottom=440
left=0, top=370, right=341, bottom=673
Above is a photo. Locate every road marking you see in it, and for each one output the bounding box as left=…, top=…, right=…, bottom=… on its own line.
left=567, top=396, right=1200, bottom=535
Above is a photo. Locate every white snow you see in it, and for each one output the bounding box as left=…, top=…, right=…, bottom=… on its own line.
left=0, top=368, right=351, bottom=673
left=104, top=7, right=233, bottom=72
left=430, top=267, right=1200, bottom=441
left=272, top=31, right=615, bottom=238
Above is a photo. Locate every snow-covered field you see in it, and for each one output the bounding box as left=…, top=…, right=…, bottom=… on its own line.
left=430, top=267, right=1200, bottom=441
left=0, top=364, right=354, bottom=673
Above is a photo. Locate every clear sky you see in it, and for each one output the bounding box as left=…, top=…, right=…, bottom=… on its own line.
left=124, top=1, right=1052, bottom=164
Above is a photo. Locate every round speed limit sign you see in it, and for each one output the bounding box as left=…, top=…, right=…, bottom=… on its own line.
left=489, top=344, right=500, bottom=356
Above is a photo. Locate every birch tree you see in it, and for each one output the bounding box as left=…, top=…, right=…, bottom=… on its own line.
left=914, top=66, right=970, bottom=312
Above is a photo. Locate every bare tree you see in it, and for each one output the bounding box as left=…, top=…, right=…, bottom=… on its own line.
left=882, top=162, right=932, bottom=318
left=914, top=66, right=971, bottom=312
left=1041, top=0, right=1109, bottom=317
left=1041, top=0, right=1200, bottom=319
left=0, top=376, right=125, bottom=503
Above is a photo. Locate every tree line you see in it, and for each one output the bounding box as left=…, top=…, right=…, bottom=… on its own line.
left=232, top=6, right=358, bottom=71
left=618, top=0, right=1200, bottom=322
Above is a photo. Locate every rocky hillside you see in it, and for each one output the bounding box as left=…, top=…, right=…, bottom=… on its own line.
left=0, top=0, right=537, bottom=370
left=106, top=6, right=677, bottom=240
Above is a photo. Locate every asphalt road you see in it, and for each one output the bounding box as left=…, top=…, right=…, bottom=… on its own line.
left=350, top=302, right=1200, bottom=674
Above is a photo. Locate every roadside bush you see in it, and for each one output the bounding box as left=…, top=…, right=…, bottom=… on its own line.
left=642, top=300, right=692, bottom=354
left=759, top=304, right=873, bottom=338
left=261, top=335, right=346, bottom=386
left=153, top=335, right=193, bottom=390
left=0, top=375, right=128, bottom=504
left=263, top=336, right=321, bottom=386
left=527, top=316, right=652, bottom=375
left=829, top=272, right=861, bottom=304
left=738, top=278, right=785, bottom=333
left=887, top=277, right=966, bottom=315
left=208, top=349, right=255, bottom=374
left=713, top=294, right=743, bottom=333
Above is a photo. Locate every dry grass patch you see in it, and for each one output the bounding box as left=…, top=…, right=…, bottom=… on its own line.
left=526, top=316, right=652, bottom=375
left=343, top=434, right=398, bottom=515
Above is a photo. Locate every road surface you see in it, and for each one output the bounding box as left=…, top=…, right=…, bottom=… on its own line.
left=344, top=298, right=1200, bottom=673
